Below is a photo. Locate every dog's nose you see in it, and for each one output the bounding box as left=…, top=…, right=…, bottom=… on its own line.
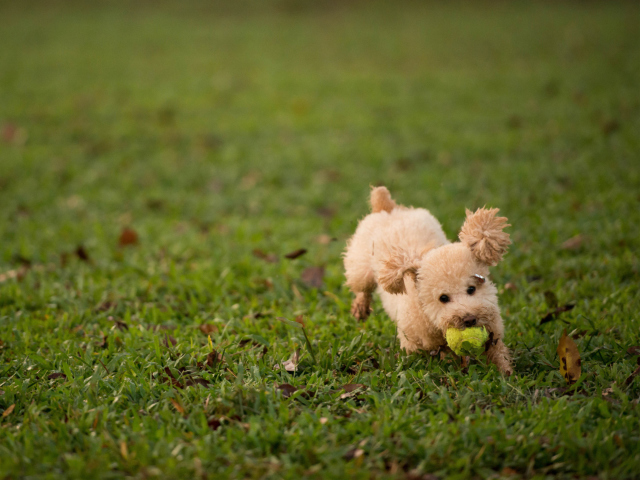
left=462, top=315, right=477, bottom=327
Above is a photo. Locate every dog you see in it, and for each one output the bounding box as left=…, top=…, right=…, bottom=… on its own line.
left=343, top=186, right=512, bottom=375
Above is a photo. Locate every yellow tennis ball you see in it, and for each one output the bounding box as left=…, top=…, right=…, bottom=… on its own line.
left=445, top=326, right=489, bottom=357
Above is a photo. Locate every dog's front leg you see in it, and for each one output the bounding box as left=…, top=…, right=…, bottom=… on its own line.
left=485, top=338, right=513, bottom=376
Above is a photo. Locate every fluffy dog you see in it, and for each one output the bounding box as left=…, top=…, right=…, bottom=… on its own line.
left=343, top=186, right=512, bottom=374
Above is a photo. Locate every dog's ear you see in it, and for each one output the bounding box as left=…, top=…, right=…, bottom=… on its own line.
left=378, top=247, right=421, bottom=295
left=459, top=207, right=511, bottom=266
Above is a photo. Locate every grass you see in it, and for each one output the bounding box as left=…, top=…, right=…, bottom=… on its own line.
left=1, top=1, right=639, bottom=478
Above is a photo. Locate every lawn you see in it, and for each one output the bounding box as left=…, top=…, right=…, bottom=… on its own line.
left=1, top=1, right=639, bottom=478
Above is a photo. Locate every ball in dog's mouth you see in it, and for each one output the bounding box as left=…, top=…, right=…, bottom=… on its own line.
left=445, top=326, right=489, bottom=357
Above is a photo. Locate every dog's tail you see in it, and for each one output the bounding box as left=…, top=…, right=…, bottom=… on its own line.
left=370, top=186, right=397, bottom=213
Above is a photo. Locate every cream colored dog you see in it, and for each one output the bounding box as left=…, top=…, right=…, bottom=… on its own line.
left=344, top=186, right=512, bottom=374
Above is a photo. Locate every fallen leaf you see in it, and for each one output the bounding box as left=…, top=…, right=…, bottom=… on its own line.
left=561, top=234, right=583, bottom=250
left=284, top=248, right=307, bottom=260
left=75, top=245, right=91, bottom=262
left=540, top=304, right=575, bottom=325
left=279, top=349, right=300, bottom=372
left=207, top=417, right=221, bottom=430
left=340, top=383, right=366, bottom=399
left=119, top=441, right=128, bottom=459
left=198, top=323, right=218, bottom=335
left=627, top=346, right=640, bottom=356
left=277, top=383, right=298, bottom=398
left=163, top=334, right=177, bottom=347
left=170, top=398, right=185, bottom=414
left=543, top=291, right=558, bottom=309
left=109, top=317, right=129, bottom=331
left=48, top=372, right=67, bottom=380
left=252, top=249, right=278, bottom=263
left=316, top=234, right=335, bottom=245
left=118, top=227, right=139, bottom=247
left=206, top=350, right=224, bottom=368
left=344, top=448, right=364, bottom=460
left=301, top=266, right=324, bottom=288
left=625, top=365, right=640, bottom=386
left=501, top=467, right=519, bottom=477
left=294, top=315, right=306, bottom=328
left=2, top=404, right=15, bottom=417
left=557, top=330, right=581, bottom=385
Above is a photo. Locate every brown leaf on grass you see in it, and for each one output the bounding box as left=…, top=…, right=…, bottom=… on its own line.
left=277, top=383, right=298, bottom=398
left=540, top=304, right=575, bottom=325
left=163, top=334, right=177, bottom=347
left=627, top=346, right=640, bottom=356
left=501, top=467, right=519, bottom=477
left=252, top=249, right=278, bottom=263
left=294, top=315, right=306, bottom=328
left=343, top=448, right=365, bottom=460
left=277, top=349, right=300, bottom=373
left=118, top=227, right=139, bottom=247
left=198, top=324, right=219, bottom=335
left=48, top=372, right=67, bottom=380
left=340, top=384, right=366, bottom=399
left=170, top=398, right=185, bottom=414
left=557, top=330, right=581, bottom=385
left=207, top=417, right=221, bottom=431
left=206, top=350, right=224, bottom=368
left=301, top=266, right=325, bottom=288
left=284, top=248, right=307, bottom=260
left=316, top=234, right=336, bottom=245
left=109, top=316, right=129, bottom=331
left=75, top=245, right=91, bottom=262
left=625, top=365, right=640, bottom=386
left=2, top=404, right=15, bottom=418
left=561, top=234, right=583, bottom=250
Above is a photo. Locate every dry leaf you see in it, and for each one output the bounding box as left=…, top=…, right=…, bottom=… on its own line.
left=48, top=372, right=67, bottom=380
left=340, top=383, right=366, bottom=399
left=540, top=304, right=575, bottom=325
left=561, top=234, right=583, bottom=250
left=119, top=441, right=128, bottom=459
left=118, top=227, right=139, bottom=247
left=208, top=417, right=222, bottom=430
left=170, top=398, right=185, bottom=414
left=301, top=266, right=325, bottom=288
left=252, top=249, right=278, bottom=263
left=557, top=330, right=581, bottom=384
left=627, top=346, right=640, bottom=356
left=75, top=245, right=90, bottom=262
left=162, top=334, right=177, bottom=347
left=206, top=350, right=224, bottom=368
left=277, top=383, right=298, bottom=398
left=625, top=365, right=640, bottom=386
left=504, top=282, right=518, bottom=291
left=199, top=324, right=218, bottom=335
left=284, top=248, right=307, bottom=260
left=2, top=404, right=15, bottom=417
left=110, top=317, right=129, bottom=331
left=279, top=350, right=300, bottom=372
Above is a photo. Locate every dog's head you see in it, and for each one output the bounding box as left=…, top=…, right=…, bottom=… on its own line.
left=378, top=207, right=511, bottom=333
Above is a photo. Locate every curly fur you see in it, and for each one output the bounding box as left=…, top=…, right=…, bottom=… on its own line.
left=459, top=208, right=511, bottom=266
left=343, top=187, right=513, bottom=374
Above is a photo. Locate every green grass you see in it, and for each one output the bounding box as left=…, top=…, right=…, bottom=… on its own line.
left=1, top=1, right=639, bottom=478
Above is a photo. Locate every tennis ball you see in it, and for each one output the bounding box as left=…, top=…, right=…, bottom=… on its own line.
left=445, top=326, right=489, bottom=357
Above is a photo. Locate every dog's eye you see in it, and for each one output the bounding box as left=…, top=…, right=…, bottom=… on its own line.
left=439, top=294, right=450, bottom=304
left=467, top=286, right=476, bottom=295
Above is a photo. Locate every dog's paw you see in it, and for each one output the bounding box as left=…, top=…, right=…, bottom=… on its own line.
left=351, top=293, right=372, bottom=321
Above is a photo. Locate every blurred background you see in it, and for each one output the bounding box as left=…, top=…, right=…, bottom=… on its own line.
left=1, top=0, right=638, bottom=283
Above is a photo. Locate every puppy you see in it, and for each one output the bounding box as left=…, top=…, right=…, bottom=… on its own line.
left=343, top=186, right=512, bottom=374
